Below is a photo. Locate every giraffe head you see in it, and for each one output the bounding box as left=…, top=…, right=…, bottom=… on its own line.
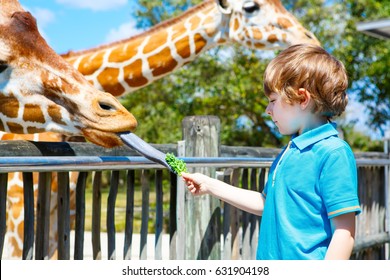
left=216, top=0, right=320, bottom=48
left=0, top=0, right=137, bottom=148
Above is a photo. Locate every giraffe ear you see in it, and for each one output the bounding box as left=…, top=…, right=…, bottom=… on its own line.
left=216, top=0, right=232, bottom=14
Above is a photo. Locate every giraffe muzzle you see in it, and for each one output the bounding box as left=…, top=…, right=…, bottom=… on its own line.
left=79, top=95, right=138, bottom=148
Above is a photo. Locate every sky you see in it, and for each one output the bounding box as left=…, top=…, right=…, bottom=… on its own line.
left=17, top=0, right=385, bottom=140
left=19, top=0, right=141, bottom=54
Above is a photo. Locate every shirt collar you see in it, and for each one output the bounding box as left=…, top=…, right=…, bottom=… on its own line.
left=291, top=122, right=339, bottom=150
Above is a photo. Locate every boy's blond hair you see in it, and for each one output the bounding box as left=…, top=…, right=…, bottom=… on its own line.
left=264, top=44, right=348, bottom=117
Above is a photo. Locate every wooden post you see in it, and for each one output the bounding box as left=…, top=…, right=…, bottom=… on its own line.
left=74, top=172, right=87, bottom=260
left=0, top=173, right=7, bottom=260
left=175, top=140, right=185, bottom=259
left=155, top=170, right=163, bottom=260
left=22, top=172, right=34, bottom=260
left=182, top=116, right=221, bottom=260
left=92, top=171, right=103, bottom=260
left=123, top=170, right=135, bottom=260
left=139, top=170, right=150, bottom=260
left=57, top=172, right=70, bottom=260
left=35, top=172, right=52, bottom=260
left=384, top=132, right=390, bottom=259
left=107, top=170, right=119, bottom=260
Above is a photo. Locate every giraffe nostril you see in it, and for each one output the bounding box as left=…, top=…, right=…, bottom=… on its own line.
left=98, top=102, right=116, bottom=112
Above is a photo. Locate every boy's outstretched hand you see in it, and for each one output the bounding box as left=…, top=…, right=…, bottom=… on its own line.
left=181, top=172, right=211, bottom=196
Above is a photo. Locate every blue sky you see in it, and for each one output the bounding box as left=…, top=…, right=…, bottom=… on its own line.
left=19, top=0, right=141, bottom=54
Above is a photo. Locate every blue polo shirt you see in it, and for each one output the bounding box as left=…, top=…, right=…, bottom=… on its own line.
left=256, top=123, right=361, bottom=260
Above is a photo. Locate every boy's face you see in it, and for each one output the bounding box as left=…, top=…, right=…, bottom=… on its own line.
left=265, top=92, right=305, bottom=136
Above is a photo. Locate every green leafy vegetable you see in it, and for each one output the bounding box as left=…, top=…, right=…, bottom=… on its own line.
left=165, top=153, right=187, bottom=175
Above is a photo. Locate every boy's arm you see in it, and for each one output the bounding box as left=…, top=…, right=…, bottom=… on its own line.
left=325, top=212, right=356, bottom=260
left=207, top=178, right=266, bottom=216
left=182, top=172, right=265, bottom=216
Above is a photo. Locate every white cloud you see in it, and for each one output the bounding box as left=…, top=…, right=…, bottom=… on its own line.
left=105, top=20, right=142, bottom=43
left=56, top=0, right=128, bottom=11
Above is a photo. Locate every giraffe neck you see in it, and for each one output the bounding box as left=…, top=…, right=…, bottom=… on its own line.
left=64, top=1, right=225, bottom=97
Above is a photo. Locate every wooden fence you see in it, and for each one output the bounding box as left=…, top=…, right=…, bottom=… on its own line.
left=0, top=116, right=389, bottom=260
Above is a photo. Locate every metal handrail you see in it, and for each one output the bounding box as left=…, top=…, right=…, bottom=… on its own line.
left=0, top=156, right=274, bottom=172
left=0, top=156, right=388, bottom=173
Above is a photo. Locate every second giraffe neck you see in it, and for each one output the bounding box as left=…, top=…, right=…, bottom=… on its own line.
left=65, top=1, right=225, bottom=97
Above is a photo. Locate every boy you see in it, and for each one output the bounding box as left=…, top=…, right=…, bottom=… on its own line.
left=182, top=44, right=361, bottom=260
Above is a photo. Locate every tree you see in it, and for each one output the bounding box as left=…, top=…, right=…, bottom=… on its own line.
left=342, top=0, right=390, bottom=135
left=287, top=0, right=390, bottom=135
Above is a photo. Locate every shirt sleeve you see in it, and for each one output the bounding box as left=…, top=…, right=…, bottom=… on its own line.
left=319, top=145, right=361, bottom=219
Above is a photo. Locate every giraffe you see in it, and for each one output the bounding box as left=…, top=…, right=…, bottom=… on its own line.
left=63, top=0, right=319, bottom=97
left=3, top=0, right=320, bottom=259
left=0, top=0, right=137, bottom=259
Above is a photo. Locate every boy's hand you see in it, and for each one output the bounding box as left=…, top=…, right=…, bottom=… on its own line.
left=181, top=172, right=211, bottom=196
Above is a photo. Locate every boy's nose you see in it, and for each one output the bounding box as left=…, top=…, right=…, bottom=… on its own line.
left=265, top=104, right=272, bottom=116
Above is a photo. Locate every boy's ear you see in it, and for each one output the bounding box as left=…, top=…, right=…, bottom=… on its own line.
left=298, top=88, right=311, bottom=109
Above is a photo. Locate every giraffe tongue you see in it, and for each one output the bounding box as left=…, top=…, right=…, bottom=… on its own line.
left=119, top=132, right=174, bottom=172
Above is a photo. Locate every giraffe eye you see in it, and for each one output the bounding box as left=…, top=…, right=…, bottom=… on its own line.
left=99, top=102, right=116, bottom=112
left=243, top=1, right=260, bottom=14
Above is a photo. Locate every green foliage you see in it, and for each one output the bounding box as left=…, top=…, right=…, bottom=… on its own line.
left=335, top=1, right=388, bottom=132
left=165, top=153, right=187, bottom=175
left=124, top=0, right=389, bottom=149
left=340, top=124, right=384, bottom=152
left=286, top=0, right=390, bottom=135
left=133, top=0, right=202, bottom=28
